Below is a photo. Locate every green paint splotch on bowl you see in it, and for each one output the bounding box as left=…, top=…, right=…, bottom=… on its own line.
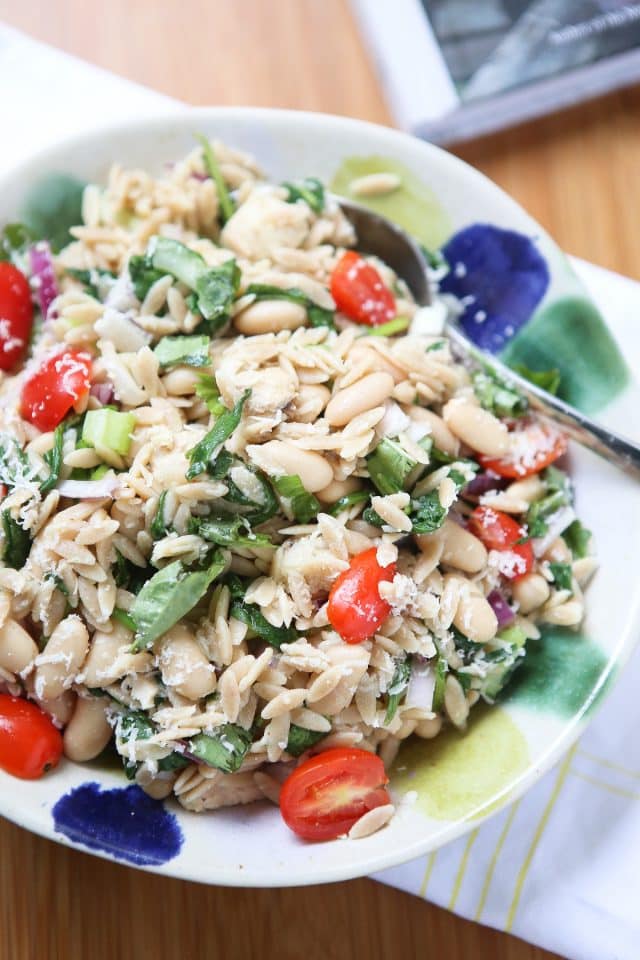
left=392, top=705, right=528, bottom=821
left=501, top=295, right=629, bottom=414
left=20, top=173, right=86, bottom=252
left=330, top=156, right=451, bottom=250
left=501, top=626, right=611, bottom=716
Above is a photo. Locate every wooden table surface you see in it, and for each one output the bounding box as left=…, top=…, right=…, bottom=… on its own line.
left=1, top=2, right=638, bottom=958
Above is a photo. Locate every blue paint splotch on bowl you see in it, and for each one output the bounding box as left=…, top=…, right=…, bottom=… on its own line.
left=439, top=223, right=550, bottom=352
left=52, top=782, right=183, bottom=866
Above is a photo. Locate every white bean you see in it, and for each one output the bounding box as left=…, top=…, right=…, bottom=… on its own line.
left=416, top=518, right=487, bottom=574
left=511, top=572, right=550, bottom=614
left=250, top=440, right=333, bottom=492
left=415, top=716, right=443, bottom=739
left=38, top=690, right=76, bottom=728
left=505, top=475, right=546, bottom=503
left=453, top=595, right=498, bottom=644
left=325, top=372, right=395, bottom=427
left=81, top=624, right=131, bottom=687
left=158, top=625, right=216, bottom=700
left=291, top=384, right=331, bottom=423
left=63, top=696, right=112, bottom=762
left=234, top=299, right=306, bottom=335
left=0, top=619, right=38, bottom=674
left=405, top=407, right=460, bottom=456
left=316, top=475, right=362, bottom=504
left=34, top=615, right=89, bottom=701
left=443, top=398, right=509, bottom=457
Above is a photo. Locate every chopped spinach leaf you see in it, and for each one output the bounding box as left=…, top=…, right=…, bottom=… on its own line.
left=129, top=552, right=226, bottom=652
left=112, top=551, right=151, bottom=593
left=157, top=751, right=190, bottom=773
left=65, top=267, right=116, bottom=298
left=0, top=222, right=36, bottom=263
left=0, top=434, right=34, bottom=491
left=194, top=259, right=241, bottom=330
left=367, top=438, right=419, bottom=496
left=112, top=607, right=137, bottom=632
left=195, top=374, right=226, bottom=416
left=564, top=519, right=591, bottom=559
left=282, top=176, right=325, bottom=213
left=186, top=390, right=250, bottom=480
left=128, top=254, right=165, bottom=301
left=224, top=463, right=279, bottom=526
left=189, top=515, right=271, bottom=549
left=196, top=133, right=235, bottom=223
left=150, top=491, right=170, bottom=540
left=230, top=600, right=298, bottom=648
left=189, top=723, right=251, bottom=773
left=154, top=334, right=211, bottom=369
left=327, top=490, right=370, bottom=516
left=526, top=466, right=573, bottom=539
left=273, top=475, right=320, bottom=523
left=40, top=425, right=64, bottom=496
left=385, top=656, right=412, bottom=724
left=410, top=490, right=447, bottom=534
left=426, top=339, right=446, bottom=352
left=473, top=369, right=528, bottom=419
left=549, top=562, right=573, bottom=592
left=286, top=724, right=328, bottom=757
left=1, top=511, right=31, bottom=568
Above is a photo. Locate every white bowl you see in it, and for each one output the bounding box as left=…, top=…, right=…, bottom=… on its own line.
left=1, top=107, right=639, bottom=886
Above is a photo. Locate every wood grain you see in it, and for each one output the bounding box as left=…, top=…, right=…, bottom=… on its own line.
left=1, top=0, right=633, bottom=956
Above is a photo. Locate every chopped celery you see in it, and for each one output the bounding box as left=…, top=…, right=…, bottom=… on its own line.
left=365, top=316, right=410, bottom=338
left=150, top=237, right=205, bottom=289
left=367, top=438, right=418, bottom=495
left=154, top=334, right=211, bottom=369
left=82, top=409, right=135, bottom=456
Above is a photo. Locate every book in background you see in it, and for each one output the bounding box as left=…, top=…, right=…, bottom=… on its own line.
left=352, top=0, right=640, bottom=144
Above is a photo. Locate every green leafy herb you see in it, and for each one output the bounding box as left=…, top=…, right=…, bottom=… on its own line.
left=282, top=177, right=325, bottom=213
left=128, top=254, right=165, bottom=301
left=189, top=515, right=271, bottom=549
left=194, top=259, right=241, bottom=329
left=481, top=626, right=527, bottom=701
left=189, top=724, right=252, bottom=773
left=326, top=490, right=370, bottom=516
left=525, top=466, right=573, bottom=538
left=39, top=425, right=64, bottom=496
left=0, top=434, right=34, bottom=491
left=410, top=490, right=447, bottom=534
left=195, top=374, right=226, bottom=416
left=223, top=463, right=279, bottom=526
left=512, top=363, right=561, bottom=396
left=112, top=551, right=151, bottom=593
left=149, top=236, right=205, bottom=288
left=0, top=222, right=36, bottom=263
left=1, top=512, right=31, bottom=569
left=364, top=316, right=410, bottom=337
left=196, top=133, right=235, bottom=223
left=362, top=505, right=386, bottom=528
left=150, top=491, right=170, bottom=540
left=129, top=552, right=226, bottom=651
left=385, top=656, right=412, bottom=724
left=432, top=655, right=448, bottom=712
left=112, top=607, right=137, bottom=632
left=230, top=600, right=298, bottom=648
left=273, top=475, right=320, bottom=523
left=157, top=752, right=190, bottom=773
left=186, top=390, right=250, bottom=480
left=549, top=562, right=573, bottom=592
left=21, top=173, right=86, bottom=252
left=367, top=438, right=420, bottom=496
left=153, top=334, right=211, bottom=369
left=426, top=339, right=446, bottom=352
left=244, top=283, right=335, bottom=330
left=65, top=267, right=116, bottom=298
left=564, top=519, right=591, bottom=559
left=286, top=724, right=328, bottom=757
left=472, top=369, right=528, bottom=419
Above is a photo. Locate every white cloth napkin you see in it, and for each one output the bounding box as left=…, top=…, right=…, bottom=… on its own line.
left=2, top=23, right=639, bottom=960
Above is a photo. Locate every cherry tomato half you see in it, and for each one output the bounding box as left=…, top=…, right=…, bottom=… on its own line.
left=0, top=262, right=33, bottom=371
left=20, top=348, right=92, bottom=432
left=328, top=547, right=395, bottom=643
left=468, top=505, right=534, bottom=580
left=280, top=747, right=390, bottom=841
left=330, top=251, right=396, bottom=326
left=0, top=694, right=63, bottom=780
left=480, top=420, right=567, bottom=479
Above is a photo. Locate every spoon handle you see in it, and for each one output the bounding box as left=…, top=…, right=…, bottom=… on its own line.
left=445, top=322, right=640, bottom=479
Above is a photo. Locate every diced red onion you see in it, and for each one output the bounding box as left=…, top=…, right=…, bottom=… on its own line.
left=191, top=171, right=209, bottom=182
left=463, top=472, right=504, bottom=501
left=57, top=474, right=118, bottom=499
left=89, top=381, right=115, bottom=405
left=487, top=589, right=515, bottom=628
left=404, top=661, right=436, bottom=710
left=532, top=506, right=576, bottom=557
left=29, top=242, right=59, bottom=319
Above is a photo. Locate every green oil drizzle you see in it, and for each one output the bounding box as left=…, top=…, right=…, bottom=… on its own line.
left=330, top=156, right=451, bottom=250
left=392, top=705, right=529, bottom=821
left=501, top=626, right=611, bottom=716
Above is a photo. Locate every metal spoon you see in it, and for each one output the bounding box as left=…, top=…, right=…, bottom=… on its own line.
left=337, top=196, right=640, bottom=478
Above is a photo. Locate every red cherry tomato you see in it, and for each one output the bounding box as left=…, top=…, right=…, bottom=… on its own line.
left=0, top=694, right=63, bottom=780
left=468, top=505, right=534, bottom=580
left=330, top=251, right=396, bottom=326
left=0, top=262, right=33, bottom=371
left=328, top=547, right=395, bottom=643
left=479, top=420, right=567, bottom=479
left=20, top=348, right=92, bottom=431
left=279, top=747, right=391, bottom=841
